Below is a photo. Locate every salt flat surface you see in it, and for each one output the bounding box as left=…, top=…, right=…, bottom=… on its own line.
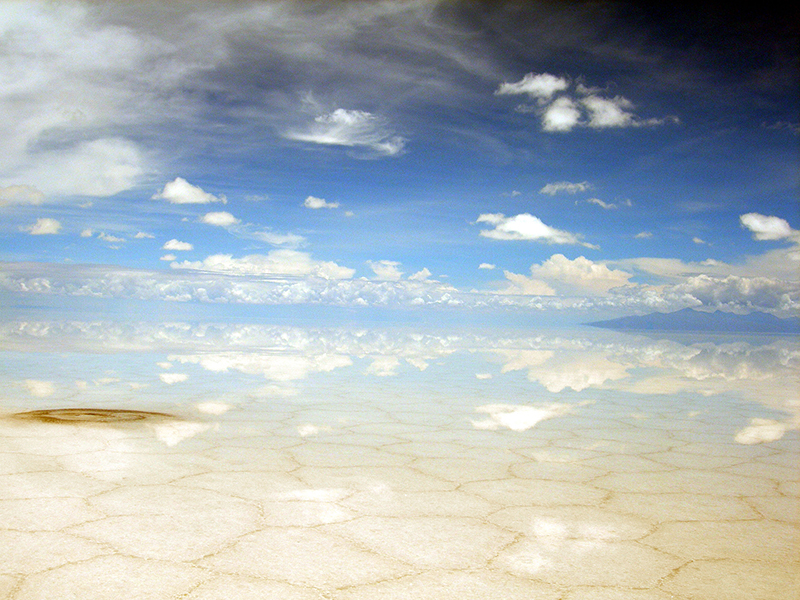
left=0, top=322, right=797, bottom=599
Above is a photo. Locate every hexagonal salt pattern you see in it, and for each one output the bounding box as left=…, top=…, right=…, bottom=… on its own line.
left=0, top=323, right=797, bottom=599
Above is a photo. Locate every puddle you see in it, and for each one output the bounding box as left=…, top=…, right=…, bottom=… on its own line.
left=9, top=408, right=177, bottom=425
left=5, top=408, right=211, bottom=447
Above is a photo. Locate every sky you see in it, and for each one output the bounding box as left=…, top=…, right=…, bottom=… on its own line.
left=0, top=0, right=798, bottom=323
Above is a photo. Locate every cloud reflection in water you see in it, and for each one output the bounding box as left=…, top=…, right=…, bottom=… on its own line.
left=0, top=320, right=797, bottom=444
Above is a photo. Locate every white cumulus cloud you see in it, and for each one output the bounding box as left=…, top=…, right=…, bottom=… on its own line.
left=98, top=232, right=125, bottom=243
left=304, top=195, right=339, bottom=209
left=476, top=213, right=595, bottom=248
left=366, top=355, right=401, bottom=377
left=581, top=94, right=637, bottom=128
left=172, top=351, right=352, bottom=382
left=472, top=403, right=574, bottom=432
left=0, top=184, right=44, bottom=206
left=496, top=72, right=677, bottom=133
left=162, top=239, right=193, bottom=251
left=495, top=72, right=569, bottom=101
left=201, top=211, right=240, bottom=227
left=368, top=260, right=404, bottom=281
left=152, top=177, right=226, bottom=205
left=159, top=373, right=188, bottom=384
left=408, top=267, right=432, bottom=281
left=740, top=213, right=797, bottom=241
left=196, top=401, right=232, bottom=415
left=497, top=255, right=632, bottom=298
left=499, top=349, right=629, bottom=392
left=150, top=421, right=209, bottom=446
left=531, top=254, right=633, bottom=295
left=24, top=379, right=56, bottom=397
left=24, top=217, right=62, bottom=235
left=666, top=274, right=798, bottom=314
left=735, top=418, right=790, bottom=445
left=174, top=250, right=355, bottom=280
left=499, top=271, right=556, bottom=296
left=542, top=96, right=582, bottom=132
left=492, top=254, right=636, bottom=299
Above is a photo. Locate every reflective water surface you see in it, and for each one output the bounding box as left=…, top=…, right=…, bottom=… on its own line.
left=0, top=320, right=798, bottom=599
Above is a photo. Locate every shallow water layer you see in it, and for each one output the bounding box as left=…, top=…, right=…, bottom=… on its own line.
left=0, top=321, right=798, bottom=599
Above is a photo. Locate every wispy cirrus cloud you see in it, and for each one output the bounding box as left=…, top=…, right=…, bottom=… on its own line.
left=198, top=209, right=305, bottom=249
left=285, top=108, right=406, bottom=158
left=198, top=203, right=306, bottom=248
left=539, top=181, right=591, bottom=195
left=244, top=231, right=306, bottom=248
left=586, top=197, right=616, bottom=210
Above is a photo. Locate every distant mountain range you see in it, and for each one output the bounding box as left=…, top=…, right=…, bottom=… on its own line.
left=588, top=308, right=800, bottom=333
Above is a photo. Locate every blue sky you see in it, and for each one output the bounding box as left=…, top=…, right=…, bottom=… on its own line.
left=0, top=1, right=798, bottom=322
